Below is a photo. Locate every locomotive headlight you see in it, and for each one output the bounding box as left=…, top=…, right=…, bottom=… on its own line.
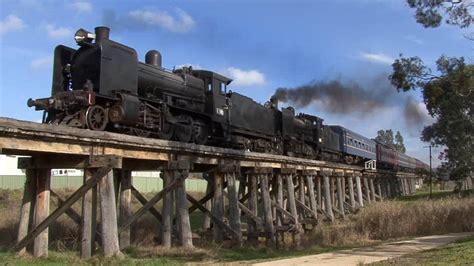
left=74, top=28, right=95, bottom=45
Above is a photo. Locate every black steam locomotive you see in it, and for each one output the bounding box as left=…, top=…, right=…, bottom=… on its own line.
left=28, top=26, right=427, bottom=171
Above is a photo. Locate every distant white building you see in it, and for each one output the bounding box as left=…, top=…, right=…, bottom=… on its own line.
left=0, top=155, right=25, bottom=175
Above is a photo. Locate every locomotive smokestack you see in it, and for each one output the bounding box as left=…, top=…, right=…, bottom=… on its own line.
left=95, top=26, right=110, bottom=43
left=270, top=95, right=279, bottom=109
left=145, top=50, right=162, bottom=68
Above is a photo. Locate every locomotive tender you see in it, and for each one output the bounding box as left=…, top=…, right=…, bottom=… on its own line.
left=28, top=26, right=427, bottom=171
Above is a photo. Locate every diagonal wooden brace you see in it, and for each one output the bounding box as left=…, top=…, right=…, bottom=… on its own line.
left=118, top=176, right=180, bottom=234
left=131, top=186, right=163, bottom=223
left=186, top=193, right=241, bottom=241
left=14, top=166, right=112, bottom=252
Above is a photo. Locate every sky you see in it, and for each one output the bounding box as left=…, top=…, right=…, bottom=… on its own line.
left=0, top=0, right=472, bottom=166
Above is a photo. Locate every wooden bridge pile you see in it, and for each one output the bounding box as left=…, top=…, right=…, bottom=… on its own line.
left=0, top=118, right=418, bottom=258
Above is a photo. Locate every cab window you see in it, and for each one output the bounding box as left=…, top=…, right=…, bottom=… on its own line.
left=220, top=82, right=226, bottom=95
left=206, top=79, right=212, bottom=93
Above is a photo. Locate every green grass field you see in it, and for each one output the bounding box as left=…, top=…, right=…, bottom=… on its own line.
left=398, top=189, right=455, bottom=202
left=0, top=251, right=185, bottom=265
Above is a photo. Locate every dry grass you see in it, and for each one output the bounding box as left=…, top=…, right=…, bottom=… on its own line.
left=308, top=196, right=474, bottom=247
left=127, top=245, right=214, bottom=259
left=1, top=188, right=473, bottom=262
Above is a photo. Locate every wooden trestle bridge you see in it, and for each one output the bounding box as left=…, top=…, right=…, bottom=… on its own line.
left=0, top=117, right=419, bottom=258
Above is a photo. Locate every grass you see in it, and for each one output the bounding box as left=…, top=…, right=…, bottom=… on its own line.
left=398, top=189, right=453, bottom=202
left=0, top=188, right=473, bottom=264
left=372, top=235, right=474, bottom=265
left=0, top=250, right=186, bottom=265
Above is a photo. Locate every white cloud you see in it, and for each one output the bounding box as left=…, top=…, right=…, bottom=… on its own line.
left=70, top=1, right=92, bottom=13
left=404, top=35, right=424, bottom=45
left=225, top=67, right=266, bottom=87
left=44, top=24, right=72, bottom=40
left=359, top=52, right=394, bottom=65
left=30, top=57, right=52, bottom=70
left=128, top=8, right=195, bottom=33
left=0, top=15, right=26, bottom=35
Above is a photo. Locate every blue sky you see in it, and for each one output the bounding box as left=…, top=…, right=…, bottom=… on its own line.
left=0, top=0, right=472, bottom=166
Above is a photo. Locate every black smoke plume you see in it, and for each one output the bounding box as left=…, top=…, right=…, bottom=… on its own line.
left=272, top=77, right=430, bottom=129
left=404, top=97, right=426, bottom=127
left=273, top=80, right=386, bottom=114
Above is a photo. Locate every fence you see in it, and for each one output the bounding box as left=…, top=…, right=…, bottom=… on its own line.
left=0, top=175, right=209, bottom=193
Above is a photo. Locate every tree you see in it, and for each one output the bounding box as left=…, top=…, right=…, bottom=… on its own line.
left=395, top=131, right=407, bottom=153
left=389, top=56, right=474, bottom=180
left=375, top=129, right=394, bottom=147
left=375, top=129, right=407, bottom=153
left=407, top=0, right=473, bottom=29
left=390, top=1, right=473, bottom=181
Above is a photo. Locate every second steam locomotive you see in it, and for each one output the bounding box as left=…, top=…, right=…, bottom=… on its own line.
left=28, top=26, right=427, bottom=172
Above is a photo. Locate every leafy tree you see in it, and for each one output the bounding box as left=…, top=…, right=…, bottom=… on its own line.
left=390, top=1, right=473, bottom=181
left=407, top=0, right=473, bottom=29
left=375, top=129, right=407, bottom=153
left=375, top=129, right=394, bottom=147
left=395, top=131, right=407, bottom=153
left=389, top=56, right=473, bottom=180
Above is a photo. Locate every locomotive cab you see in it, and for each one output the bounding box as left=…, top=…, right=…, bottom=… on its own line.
left=193, top=70, right=232, bottom=121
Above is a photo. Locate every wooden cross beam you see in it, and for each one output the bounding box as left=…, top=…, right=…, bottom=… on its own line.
left=187, top=183, right=224, bottom=214
left=131, top=186, right=163, bottom=223
left=14, top=166, right=112, bottom=251
left=50, top=189, right=104, bottom=247
left=312, top=202, right=332, bottom=220
left=270, top=200, right=297, bottom=223
left=50, top=190, right=82, bottom=225
left=118, top=176, right=179, bottom=234
left=186, top=193, right=241, bottom=241
left=223, top=191, right=262, bottom=225
left=332, top=206, right=344, bottom=216
left=283, top=186, right=319, bottom=219
left=294, top=198, right=318, bottom=219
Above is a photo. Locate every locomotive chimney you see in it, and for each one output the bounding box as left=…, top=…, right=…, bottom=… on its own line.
left=95, top=26, right=110, bottom=44
left=145, top=50, right=162, bottom=68
left=270, top=95, right=279, bottom=109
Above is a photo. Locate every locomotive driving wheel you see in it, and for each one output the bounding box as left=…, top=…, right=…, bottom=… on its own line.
left=157, top=121, right=174, bottom=140
left=85, top=105, right=108, bottom=131
left=193, top=121, right=208, bottom=145
left=175, top=115, right=193, bottom=143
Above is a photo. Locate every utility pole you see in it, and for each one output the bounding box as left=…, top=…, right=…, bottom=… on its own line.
left=429, top=145, right=432, bottom=199
left=424, top=145, right=433, bottom=199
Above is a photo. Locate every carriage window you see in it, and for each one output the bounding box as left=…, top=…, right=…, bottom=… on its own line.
left=207, top=83, right=212, bottom=92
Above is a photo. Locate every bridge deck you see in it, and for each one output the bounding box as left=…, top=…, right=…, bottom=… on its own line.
left=0, top=117, right=361, bottom=172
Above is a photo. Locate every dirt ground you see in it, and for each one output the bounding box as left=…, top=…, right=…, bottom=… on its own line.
left=252, top=232, right=474, bottom=266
